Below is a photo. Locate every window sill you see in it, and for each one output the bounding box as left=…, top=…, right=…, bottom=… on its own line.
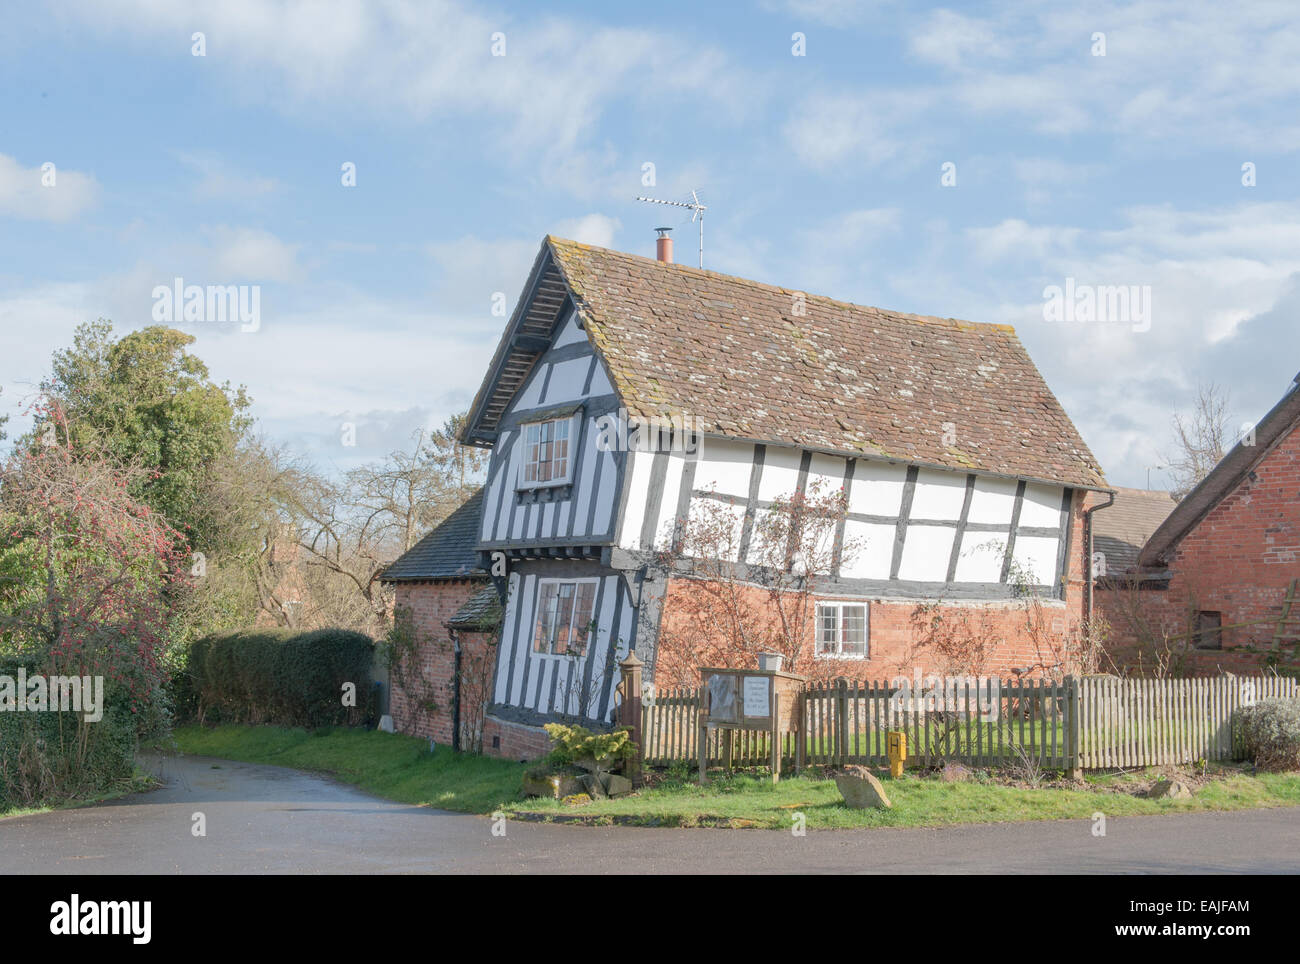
left=814, top=653, right=870, bottom=660
left=516, top=477, right=574, bottom=491
left=515, top=483, right=574, bottom=504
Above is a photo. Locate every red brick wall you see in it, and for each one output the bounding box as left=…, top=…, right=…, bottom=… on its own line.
left=1097, top=422, right=1300, bottom=674
left=390, top=580, right=490, bottom=746
left=657, top=580, right=1085, bottom=683
left=482, top=715, right=553, bottom=761
left=655, top=492, right=1090, bottom=683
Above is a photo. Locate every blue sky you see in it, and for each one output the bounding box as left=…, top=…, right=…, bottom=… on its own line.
left=2, top=0, right=1299, bottom=488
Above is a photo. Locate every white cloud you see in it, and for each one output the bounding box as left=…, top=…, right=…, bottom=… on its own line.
left=175, top=151, right=278, bottom=200
left=948, top=202, right=1300, bottom=485
left=760, top=0, right=891, bottom=27
left=554, top=213, right=621, bottom=249
left=784, top=91, right=932, bottom=170
left=425, top=235, right=542, bottom=315
left=786, top=1, right=1300, bottom=173
left=819, top=208, right=901, bottom=245
left=965, top=219, right=1082, bottom=263
left=0, top=153, right=99, bottom=221
left=0, top=272, right=495, bottom=475
left=59, top=0, right=753, bottom=186
left=908, top=10, right=1006, bottom=70
left=209, top=227, right=304, bottom=283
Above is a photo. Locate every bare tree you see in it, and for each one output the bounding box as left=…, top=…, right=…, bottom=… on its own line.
left=269, top=417, right=488, bottom=636
left=652, top=479, right=860, bottom=685
left=342, top=418, right=487, bottom=556
left=1164, top=382, right=1232, bottom=499
left=176, top=415, right=487, bottom=639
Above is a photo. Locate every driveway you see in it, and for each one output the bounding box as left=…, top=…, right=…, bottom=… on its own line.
left=2, top=753, right=1297, bottom=874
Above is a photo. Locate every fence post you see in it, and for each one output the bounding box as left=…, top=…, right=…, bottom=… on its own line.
left=1065, top=675, right=1082, bottom=779
left=836, top=678, right=849, bottom=766
left=795, top=688, right=806, bottom=774
left=618, top=652, right=644, bottom=785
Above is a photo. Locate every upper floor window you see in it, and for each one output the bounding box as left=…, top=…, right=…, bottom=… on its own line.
left=817, top=601, right=868, bottom=658
left=533, top=578, right=598, bottom=656
left=520, top=415, right=575, bottom=488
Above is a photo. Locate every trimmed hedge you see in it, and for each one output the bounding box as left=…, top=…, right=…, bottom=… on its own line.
left=185, top=628, right=377, bottom=729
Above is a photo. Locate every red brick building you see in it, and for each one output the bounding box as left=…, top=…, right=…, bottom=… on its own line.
left=379, top=489, right=502, bottom=751
left=1095, top=378, right=1300, bottom=674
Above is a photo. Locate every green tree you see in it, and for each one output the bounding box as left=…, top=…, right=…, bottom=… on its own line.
left=37, top=320, right=251, bottom=553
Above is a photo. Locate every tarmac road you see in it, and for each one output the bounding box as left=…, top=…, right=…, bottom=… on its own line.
left=1, top=753, right=1296, bottom=874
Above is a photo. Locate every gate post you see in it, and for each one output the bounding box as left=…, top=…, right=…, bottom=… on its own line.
left=618, top=652, right=644, bottom=785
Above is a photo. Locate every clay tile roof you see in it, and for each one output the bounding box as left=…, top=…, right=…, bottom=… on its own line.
left=546, top=237, right=1106, bottom=489
left=379, top=488, right=486, bottom=582
left=1093, top=486, right=1178, bottom=573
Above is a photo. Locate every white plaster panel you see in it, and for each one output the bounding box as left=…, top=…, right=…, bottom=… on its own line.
left=592, top=447, right=618, bottom=536
left=511, top=363, right=547, bottom=411
left=840, top=520, right=895, bottom=579
left=806, top=452, right=848, bottom=499
left=494, top=571, right=522, bottom=703
left=954, top=531, right=1005, bottom=583
left=618, top=451, right=652, bottom=548
left=1019, top=483, right=1064, bottom=529
left=652, top=453, right=687, bottom=550
left=552, top=309, right=586, bottom=347
left=897, top=524, right=957, bottom=582
left=967, top=476, right=1017, bottom=525
left=544, top=357, right=590, bottom=403
left=910, top=469, right=967, bottom=521
left=756, top=445, right=803, bottom=502
left=694, top=438, right=756, bottom=498
left=847, top=459, right=906, bottom=517
left=686, top=496, right=747, bottom=561
left=1012, top=535, right=1059, bottom=586
left=586, top=362, right=613, bottom=395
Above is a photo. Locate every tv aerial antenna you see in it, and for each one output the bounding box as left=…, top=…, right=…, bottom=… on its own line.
left=635, top=190, right=707, bottom=268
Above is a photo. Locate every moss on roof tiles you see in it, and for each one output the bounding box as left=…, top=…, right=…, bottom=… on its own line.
left=546, top=236, right=1106, bottom=489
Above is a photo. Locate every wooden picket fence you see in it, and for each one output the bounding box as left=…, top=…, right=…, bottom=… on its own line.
left=1077, top=674, right=1297, bottom=768
left=798, top=677, right=1073, bottom=769
left=637, top=675, right=1298, bottom=771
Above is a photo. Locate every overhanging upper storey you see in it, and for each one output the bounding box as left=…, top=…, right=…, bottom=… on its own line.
left=461, top=240, right=583, bottom=447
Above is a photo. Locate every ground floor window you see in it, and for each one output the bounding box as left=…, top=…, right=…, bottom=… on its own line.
left=817, top=601, right=868, bottom=657
left=1194, top=610, right=1223, bottom=650
left=533, top=578, right=598, bottom=656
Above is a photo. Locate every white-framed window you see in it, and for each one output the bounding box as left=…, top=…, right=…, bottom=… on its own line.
left=816, top=601, right=868, bottom=658
left=518, top=414, right=578, bottom=488
left=532, top=578, right=599, bottom=656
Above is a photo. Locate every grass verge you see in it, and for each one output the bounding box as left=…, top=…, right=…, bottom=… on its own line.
left=512, top=767, right=1300, bottom=828
left=174, top=723, right=1300, bottom=830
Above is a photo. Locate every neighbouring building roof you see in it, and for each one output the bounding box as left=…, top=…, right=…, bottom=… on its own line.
left=1138, top=376, right=1300, bottom=567
left=448, top=585, right=503, bottom=630
left=531, top=237, right=1105, bottom=489
left=380, top=488, right=487, bottom=582
left=1093, top=486, right=1178, bottom=574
